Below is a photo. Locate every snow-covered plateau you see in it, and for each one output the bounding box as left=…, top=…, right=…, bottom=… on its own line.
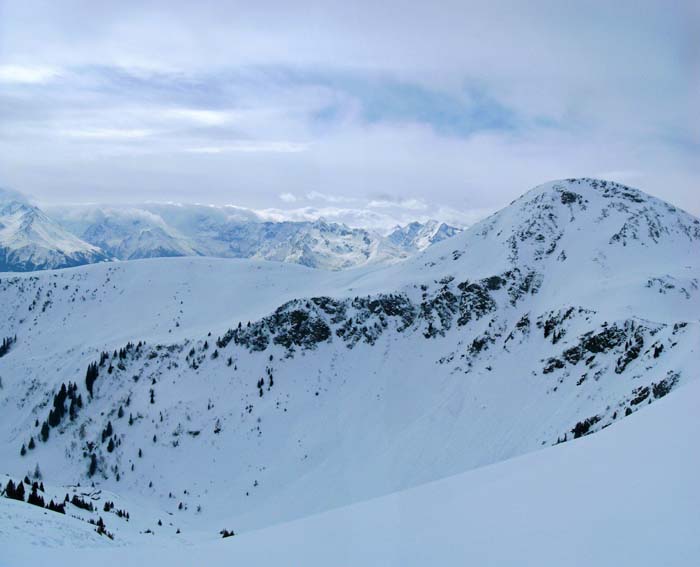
left=0, top=178, right=698, bottom=565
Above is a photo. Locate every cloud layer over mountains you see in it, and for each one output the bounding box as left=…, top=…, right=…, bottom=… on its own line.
left=0, top=1, right=697, bottom=217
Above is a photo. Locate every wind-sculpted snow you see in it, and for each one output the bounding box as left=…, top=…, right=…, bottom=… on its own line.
left=0, top=178, right=698, bottom=551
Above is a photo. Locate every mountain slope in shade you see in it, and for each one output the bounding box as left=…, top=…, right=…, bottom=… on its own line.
left=0, top=178, right=697, bottom=545
left=4, top=375, right=698, bottom=566
left=0, top=192, right=108, bottom=272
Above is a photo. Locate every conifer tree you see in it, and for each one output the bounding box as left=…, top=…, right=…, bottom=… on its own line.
left=27, top=485, right=45, bottom=507
left=85, top=362, right=99, bottom=396
left=17, top=481, right=25, bottom=500
left=102, top=421, right=113, bottom=443
left=88, top=453, right=98, bottom=477
left=40, top=421, right=50, bottom=442
left=47, top=499, right=66, bottom=514
left=69, top=398, right=77, bottom=420
left=4, top=479, right=15, bottom=499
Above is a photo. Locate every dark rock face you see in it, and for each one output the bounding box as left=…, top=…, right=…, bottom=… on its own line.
left=559, top=190, right=584, bottom=205
left=571, top=415, right=601, bottom=438
left=456, top=282, right=496, bottom=326
left=544, top=324, right=628, bottom=372
left=628, top=372, right=679, bottom=408
left=216, top=268, right=544, bottom=355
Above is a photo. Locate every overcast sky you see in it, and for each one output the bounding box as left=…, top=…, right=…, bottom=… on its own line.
left=0, top=0, right=697, bottom=227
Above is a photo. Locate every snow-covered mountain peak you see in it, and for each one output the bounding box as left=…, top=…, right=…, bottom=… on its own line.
left=507, top=177, right=698, bottom=247
left=386, top=219, right=461, bottom=250
left=411, top=178, right=699, bottom=280
left=0, top=193, right=108, bottom=272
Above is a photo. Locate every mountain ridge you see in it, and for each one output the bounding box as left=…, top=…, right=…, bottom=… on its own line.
left=49, top=203, right=463, bottom=269
left=0, top=194, right=464, bottom=271
left=0, top=177, right=697, bottom=544
left=0, top=196, right=108, bottom=272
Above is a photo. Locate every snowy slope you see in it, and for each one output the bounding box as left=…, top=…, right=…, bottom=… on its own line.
left=3, top=376, right=699, bottom=566
left=0, top=257, right=351, bottom=358
left=48, top=202, right=460, bottom=269
left=0, top=178, right=698, bottom=553
left=0, top=191, right=108, bottom=272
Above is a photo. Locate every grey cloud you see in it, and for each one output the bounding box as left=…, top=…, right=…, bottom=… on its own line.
left=0, top=0, right=697, bottom=217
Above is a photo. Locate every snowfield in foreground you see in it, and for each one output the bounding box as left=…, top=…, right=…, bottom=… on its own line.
left=3, top=376, right=699, bottom=566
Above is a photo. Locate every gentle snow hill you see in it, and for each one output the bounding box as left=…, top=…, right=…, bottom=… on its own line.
left=3, top=377, right=699, bottom=566
left=1, top=178, right=698, bottom=539
left=0, top=190, right=107, bottom=272
left=0, top=257, right=342, bottom=353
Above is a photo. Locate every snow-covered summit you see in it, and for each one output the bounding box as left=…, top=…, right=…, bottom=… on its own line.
left=386, top=219, right=461, bottom=250
left=390, top=178, right=700, bottom=294
left=0, top=191, right=108, bottom=272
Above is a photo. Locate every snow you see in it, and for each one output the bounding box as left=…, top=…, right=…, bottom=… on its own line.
left=0, top=199, right=106, bottom=271
left=1, top=178, right=698, bottom=564
left=386, top=219, right=461, bottom=250
left=46, top=202, right=461, bottom=269
left=1, top=187, right=463, bottom=272
left=3, top=375, right=699, bottom=566
left=0, top=257, right=340, bottom=352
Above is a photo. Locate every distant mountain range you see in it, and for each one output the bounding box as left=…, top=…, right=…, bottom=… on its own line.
left=0, top=191, right=462, bottom=271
